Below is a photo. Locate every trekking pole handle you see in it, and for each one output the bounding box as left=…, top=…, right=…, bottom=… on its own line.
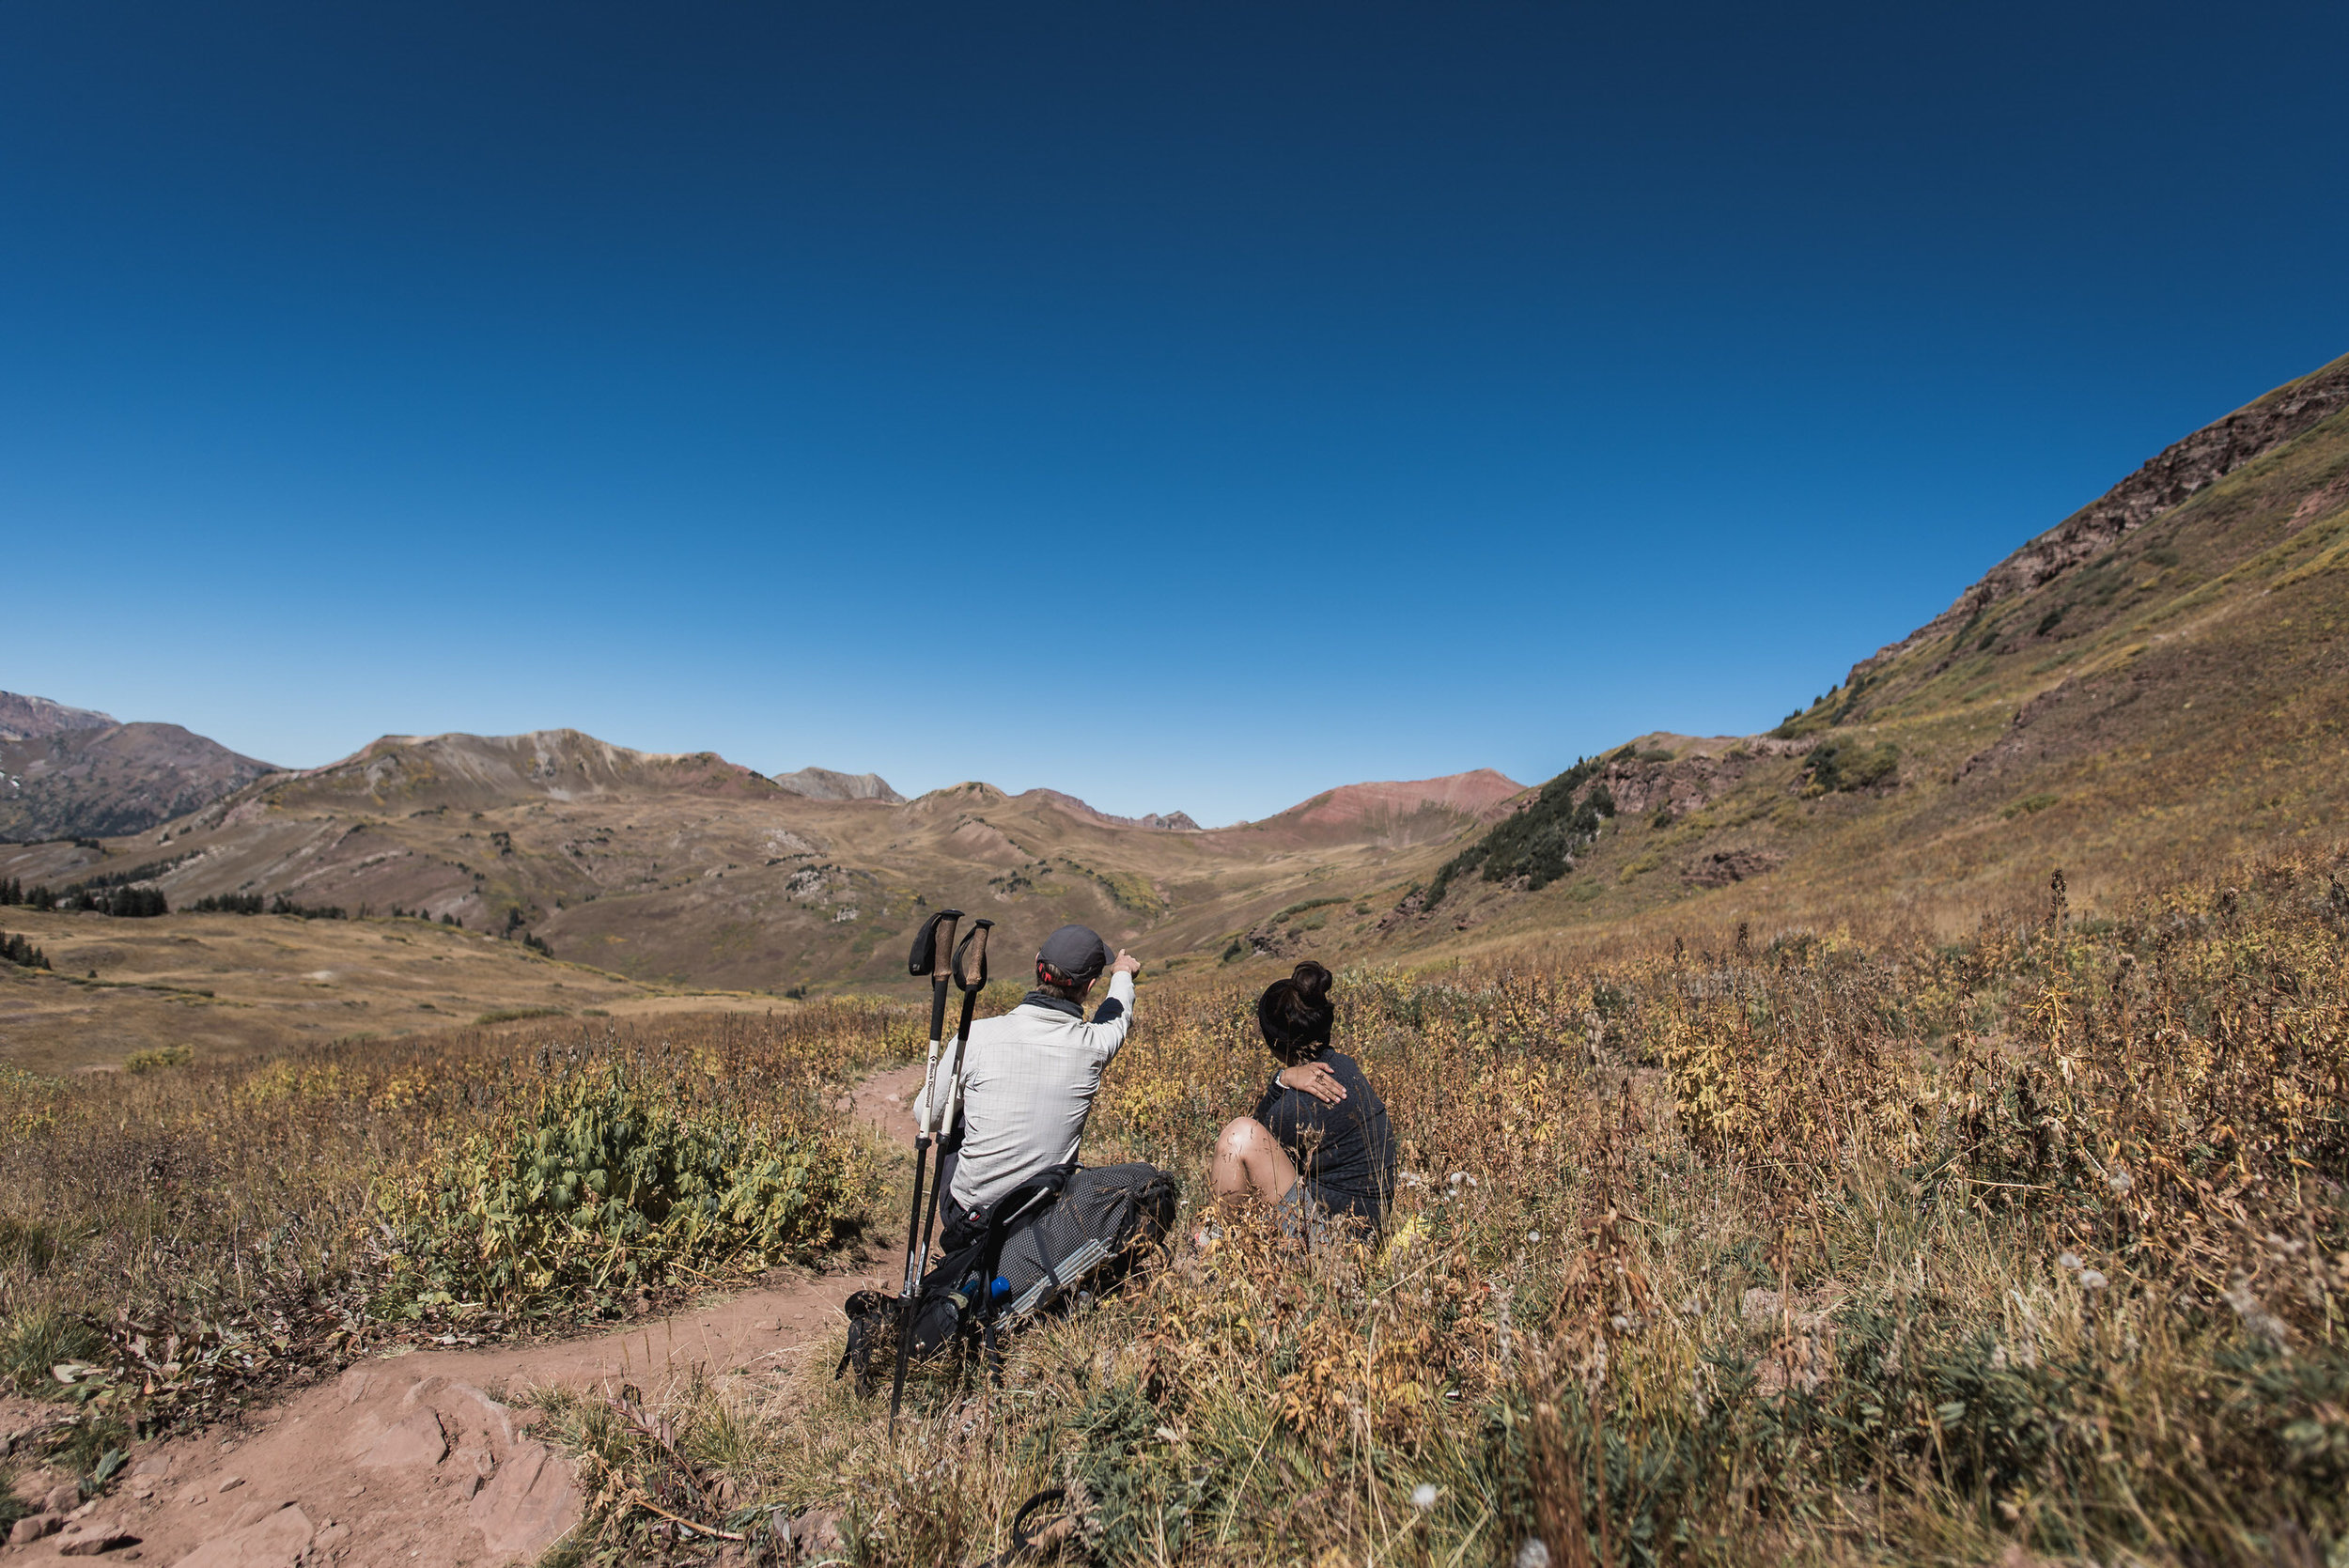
left=953, top=919, right=992, bottom=993
left=914, top=911, right=960, bottom=1141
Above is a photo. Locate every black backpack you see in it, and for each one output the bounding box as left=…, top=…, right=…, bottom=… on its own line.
left=838, top=1161, right=1176, bottom=1394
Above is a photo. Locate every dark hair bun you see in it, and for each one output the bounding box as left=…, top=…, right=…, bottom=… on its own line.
left=1257, top=961, right=1335, bottom=1062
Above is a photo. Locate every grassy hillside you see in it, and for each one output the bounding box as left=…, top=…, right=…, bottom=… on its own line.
left=1397, top=349, right=2349, bottom=952
left=0, top=905, right=730, bottom=1074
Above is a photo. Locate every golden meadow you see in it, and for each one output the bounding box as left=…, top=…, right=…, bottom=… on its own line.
left=5, top=848, right=2347, bottom=1566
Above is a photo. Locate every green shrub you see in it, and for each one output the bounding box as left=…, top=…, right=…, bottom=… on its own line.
left=1429, top=753, right=1620, bottom=901
left=1803, top=737, right=1900, bottom=795
left=379, top=1063, right=871, bottom=1314
left=474, top=1006, right=566, bottom=1026
left=2225, top=1343, right=2349, bottom=1490
left=124, top=1045, right=194, bottom=1073
left=191, top=893, right=265, bottom=914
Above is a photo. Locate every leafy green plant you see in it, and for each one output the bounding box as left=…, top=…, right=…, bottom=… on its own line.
left=379, top=1063, right=871, bottom=1314
left=124, top=1046, right=194, bottom=1073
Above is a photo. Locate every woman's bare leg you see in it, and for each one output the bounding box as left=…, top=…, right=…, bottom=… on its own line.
left=1211, top=1117, right=1298, bottom=1211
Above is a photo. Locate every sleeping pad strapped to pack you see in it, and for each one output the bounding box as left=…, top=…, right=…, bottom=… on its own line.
left=838, top=1161, right=1177, bottom=1392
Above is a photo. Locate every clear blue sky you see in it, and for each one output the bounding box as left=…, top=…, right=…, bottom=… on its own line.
left=6, top=2, right=2343, bottom=825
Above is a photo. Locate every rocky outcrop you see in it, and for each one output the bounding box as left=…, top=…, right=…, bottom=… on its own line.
left=1684, top=849, right=1783, bottom=888
left=0, top=690, right=116, bottom=742
left=771, top=767, right=904, bottom=803
left=1590, top=751, right=1757, bottom=818
left=1375, top=888, right=1431, bottom=934
left=1847, top=352, right=2349, bottom=686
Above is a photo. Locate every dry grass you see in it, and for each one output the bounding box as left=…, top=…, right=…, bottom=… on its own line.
left=533, top=846, right=2347, bottom=1567
left=0, top=1002, right=918, bottom=1472
left=7, top=846, right=2346, bottom=1565
left=0, top=907, right=686, bottom=1074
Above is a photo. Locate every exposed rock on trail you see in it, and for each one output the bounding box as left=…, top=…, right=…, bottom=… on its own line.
left=1, top=1061, right=928, bottom=1568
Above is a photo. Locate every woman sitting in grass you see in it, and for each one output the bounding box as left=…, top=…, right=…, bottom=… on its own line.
left=1206, top=960, right=1395, bottom=1241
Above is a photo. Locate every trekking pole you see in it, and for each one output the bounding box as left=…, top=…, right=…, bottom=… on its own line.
left=889, top=916, right=991, bottom=1436
left=890, top=908, right=959, bottom=1433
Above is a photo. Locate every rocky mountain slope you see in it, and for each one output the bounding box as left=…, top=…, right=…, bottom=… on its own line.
left=773, top=766, right=904, bottom=802
left=1403, top=347, right=2349, bottom=945
left=0, top=691, right=116, bottom=741
left=0, top=691, right=280, bottom=841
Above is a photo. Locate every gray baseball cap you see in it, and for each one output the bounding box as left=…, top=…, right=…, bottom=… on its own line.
left=1035, top=924, right=1116, bottom=984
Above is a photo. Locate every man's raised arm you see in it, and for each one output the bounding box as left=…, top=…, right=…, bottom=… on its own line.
left=1086, top=950, right=1143, bottom=1051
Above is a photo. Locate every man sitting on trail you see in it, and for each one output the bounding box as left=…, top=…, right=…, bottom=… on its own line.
left=915, top=922, right=1141, bottom=1246
left=1206, top=960, right=1395, bottom=1242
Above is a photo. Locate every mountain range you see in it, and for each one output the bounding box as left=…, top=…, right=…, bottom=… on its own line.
left=1, top=695, right=279, bottom=843
left=6, top=346, right=2344, bottom=990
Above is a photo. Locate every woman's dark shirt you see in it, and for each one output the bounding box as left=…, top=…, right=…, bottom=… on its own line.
left=1252, top=1049, right=1395, bottom=1223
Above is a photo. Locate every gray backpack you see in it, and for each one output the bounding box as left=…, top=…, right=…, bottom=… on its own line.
left=838, top=1160, right=1177, bottom=1393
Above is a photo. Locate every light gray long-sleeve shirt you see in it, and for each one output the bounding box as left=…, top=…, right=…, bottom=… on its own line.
left=913, top=970, right=1135, bottom=1217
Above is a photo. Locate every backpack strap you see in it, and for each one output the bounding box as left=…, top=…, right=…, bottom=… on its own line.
left=967, top=1163, right=1076, bottom=1374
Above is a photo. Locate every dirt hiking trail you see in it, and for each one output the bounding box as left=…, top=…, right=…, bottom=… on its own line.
left=3, top=1062, right=932, bottom=1568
